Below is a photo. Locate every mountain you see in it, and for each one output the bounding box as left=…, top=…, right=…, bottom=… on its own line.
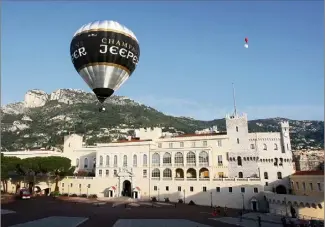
left=1, top=89, right=324, bottom=151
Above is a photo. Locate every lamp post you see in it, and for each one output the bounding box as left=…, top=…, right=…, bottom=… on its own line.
left=284, top=197, right=288, bottom=217
left=183, top=189, right=185, bottom=204
left=210, top=192, right=213, bottom=208
left=158, top=188, right=160, bottom=201
left=242, top=193, right=245, bottom=211
left=68, top=184, right=70, bottom=196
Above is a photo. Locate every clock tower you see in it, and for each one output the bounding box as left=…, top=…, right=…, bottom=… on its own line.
left=280, top=121, right=291, bottom=153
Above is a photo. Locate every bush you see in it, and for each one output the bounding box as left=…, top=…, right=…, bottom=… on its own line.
left=50, top=191, right=60, bottom=197
left=89, top=194, right=97, bottom=198
left=188, top=200, right=196, bottom=205
left=71, top=194, right=78, bottom=197
left=178, top=199, right=183, bottom=204
left=164, top=197, right=170, bottom=203
left=61, top=193, right=69, bottom=197
left=80, top=194, right=87, bottom=198
left=151, top=197, right=157, bottom=202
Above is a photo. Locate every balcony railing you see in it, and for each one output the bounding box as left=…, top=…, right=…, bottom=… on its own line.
left=163, top=177, right=172, bottom=181
left=151, top=177, right=160, bottom=180
left=199, top=178, right=210, bottom=181
left=162, top=163, right=172, bottom=167
left=174, top=163, right=184, bottom=167
left=174, top=178, right=184, bottom=181
left=187, top=178, right=197, bottom=181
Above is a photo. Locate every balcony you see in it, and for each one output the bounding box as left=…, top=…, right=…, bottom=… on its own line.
left=186, top=163, right=196, bottom=167
left=199, top=162, right=209, bottom=167
left=162, top=163, right=172, bottom=167
left=187, top=178, right=197, bottom=181
left=174, top=163, right=184, bottom=167
left=152, top=163, right=160, bottom=167
left=199, top=178, right=210, bottom=181
left=151, top=177, right=160, bottom=181
left=174, top=178, right=184, bottom=181
left=163, top=177, right=172, bottom=181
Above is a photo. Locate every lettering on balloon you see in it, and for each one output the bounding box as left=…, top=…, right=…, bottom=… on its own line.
left=71, top=47, right=87, bottom=62
left=100, top=38, right=139, bottom=65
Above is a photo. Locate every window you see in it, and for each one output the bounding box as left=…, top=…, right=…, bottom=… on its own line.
left=143, top=169, right=147, bottom=178
left=178, top=186, right=181, bottom=191
left=174, top=152, right=184, bottom=165
left=114, top=155, right=117, bottom=167
left=114, top=169, right=117, bottom=176
left=70, top=183, right=73, bottom=187
left=309, top=183, right=313, bottom=190
left=217, top=155, right=223, bottom=166
left=238, top=172, right=243, bottom=178
left=250, top=144, right=255, bottom=149
left=228, top=187, right=233, bottom=193
left=84, top=158, right=88, bottom=168
left=254, top=188, right=258, bottom=193
left=218, top=172, right=224, bottom=178
left=166, top=186, right=169, bottom=191
left=191, top=141, right=196, bottom=147
left=93, top=158, right=96, bottom=168
left=203, top=141, right=207, bottom=147
left=317, top=183, right=322, bottom=191
left=133, top=155, right=137, bottom=167
left=217, top=140, right=222, bottom=147
left=169, top=143, right=173, bottom=148
left=274, top=144, right=278, bottom=150
left=279, top=158, right=283, bottom=166
left=216, top=187, right=220, bottom=192
left=274, top=158, right=278, bottom=166
left=180, top=142, right=184, bottom=147
left=277, top=172, right=282, bottom=179
left=152, top=153, right=160, bottom=166
left=241, top=187, right=245, bottom=193
left=265, top=182, right=269, bottom=186
left=99, top=170, right=102, bottom=176
left=302, top=182, right=306, bottom=191
left=203, top=187, right=207, bottom=192
left=154, top=186, right=157, bottom=191
left=296, top=182, right=299, bottom=189
left=79, top=184, right=81, bottom=188
left=62, top=183, right=64, bottom=187
left=123, top=155, right=127, bottom=167
left=264, top=172, right=268, bottom=180
left=143, top=154, right=147, bottom=166
left=199, top=151, right=209, bottom=165
left=237, top=156, right=242, bottom=166
left=236, top=126, right=238, bottom=132
left=152, top=168, right=160, bottom=178
left=106, top=155, right=110, bottom=166
left=105, top=170, right=109, bottom=177
left=237, top=138, right=240, bottom=144
left=163, top=153, right=172, bottom=165
left=186, top=152, right=196, bottom=165
left=190, top=186, right=194, bottom=192
left=87, top=184, right=91, bottom=188
left=158, top=143, right=162, bottom=148
left=263, top=144, right=267, bottom=150
left=76, top=158, right=79, bottom=167
left=163, top=168, right=172, bottom=178
left=99, top=156, right=103, bottom=166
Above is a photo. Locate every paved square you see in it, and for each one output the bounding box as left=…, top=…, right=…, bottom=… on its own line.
left=8, top=216, right=88, bottom=227
left=112, top=219, right=213, bottom=227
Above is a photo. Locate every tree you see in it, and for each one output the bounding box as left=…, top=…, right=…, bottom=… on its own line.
left=40, top=156, right=75, bottom=191
left=1, top=153, right=21, bottom=193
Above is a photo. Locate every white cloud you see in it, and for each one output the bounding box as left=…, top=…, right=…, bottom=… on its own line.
left=134, top=96, right=324, bottom=121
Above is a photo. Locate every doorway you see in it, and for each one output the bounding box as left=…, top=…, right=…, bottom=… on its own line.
left=122, top=180, right=131, bottom=197
left=109, top=190, right=113, bottom=197
left=252, top=201, right=257, bottom=211
left=134, top=191, right=138, bottom=199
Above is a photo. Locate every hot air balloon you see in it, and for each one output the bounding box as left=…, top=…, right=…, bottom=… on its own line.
left=244, top=37, right=248, bottom=48
left=70, top=20, right=140, bottom=111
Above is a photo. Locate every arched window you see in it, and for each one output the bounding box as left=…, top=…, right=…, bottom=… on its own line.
left=106, top=155, right=110, bottom=166
left=99, top=156, right=103, bottom=166
left=237, top=138, right=240, bottom=144
left=263, top=144, right=267, bottom=150
left=264, top=172, right=268, bottom=179
left=114, top=155, right=117, bottom=167
left=152, top=168, right=160, bottom=178
left=277, top=172, right=282, bottom=179
left=174, top=152, right=184, bottom=165
left=152, top=153, right=160, bottom=166
left=238, top=172, right=243, bottom=178
left=199, top=151, right=209, bottom=165
left=84, top=158, right=88, bottom=168
left=186, top=151, right=196, bottom=165
left=236, top=126, right=239, bottom=132
left=133, top=154, right=137, bottom=167
left=76, top=158, right=79, bottom=167
left=163, top=152, right=172, bottom=165
left=143, top=154, right=147, bottom=166
left=123, top=155, right=127, bottom=167
left=237, top=156, right=242, bottom=166
left=274, top=158, right=278, bottom=166
left=274, top=143, right=278, bottom=150
left=163, top=168, right=172, bottom=178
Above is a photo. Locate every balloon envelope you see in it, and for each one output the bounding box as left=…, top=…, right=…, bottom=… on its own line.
left=70, top=20, right=140, bottom=103
left=244, top=44, right=248, bottom=48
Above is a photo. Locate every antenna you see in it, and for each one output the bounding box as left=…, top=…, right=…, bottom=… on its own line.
left=232, top=83, right=237, bottom=116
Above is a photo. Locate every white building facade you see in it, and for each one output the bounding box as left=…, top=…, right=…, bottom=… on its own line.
left=3, top=113, right=296, bottom=210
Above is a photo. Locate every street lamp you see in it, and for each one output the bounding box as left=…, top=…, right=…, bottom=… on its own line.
left=284, top=197, right=288, bottom=216
left=210, top=192, right=213, bottom=208
left=242, top=193, right=245, bottom=211
left=158, top=188, right=160, bottom=201
left=183, top=189, right=185, bottom=204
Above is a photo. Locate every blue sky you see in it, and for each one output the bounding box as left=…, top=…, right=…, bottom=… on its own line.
left=2, top=1, right=324, bottom=120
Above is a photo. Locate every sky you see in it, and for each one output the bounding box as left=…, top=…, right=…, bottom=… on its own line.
left=1, top=1, right=324, bottom=121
